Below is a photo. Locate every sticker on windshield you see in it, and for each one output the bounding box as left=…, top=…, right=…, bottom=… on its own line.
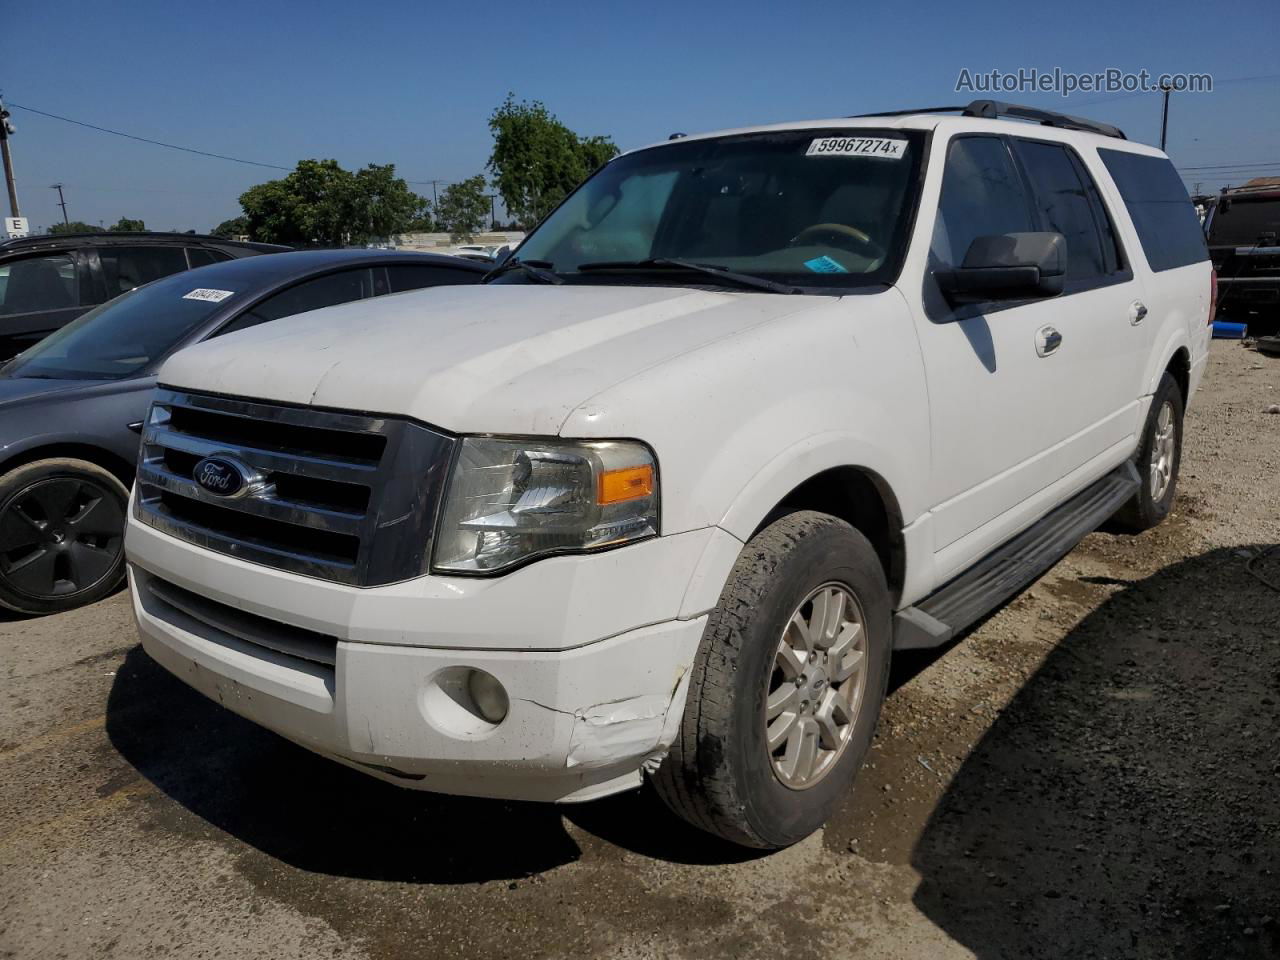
left=803, top=255, right=849, bottom=274
left=806, top=137, right=907, bottom=159
left=182, top=288, right=234, bottom=303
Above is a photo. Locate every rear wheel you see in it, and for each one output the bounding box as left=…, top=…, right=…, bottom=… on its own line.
left=1113, top=372, right=1184, bottom=532
left=652, top=510, right=891, bottom=849
left=0, top=458, right=129, bottom=615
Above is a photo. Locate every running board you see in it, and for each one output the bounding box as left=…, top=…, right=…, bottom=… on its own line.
left=893, top=462, right=1140, bottom=650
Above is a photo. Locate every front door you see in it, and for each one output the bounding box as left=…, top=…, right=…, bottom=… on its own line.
left=914, top=134, right=1145, bottom=578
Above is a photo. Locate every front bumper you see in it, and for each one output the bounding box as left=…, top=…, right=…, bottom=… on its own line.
left=126, top=516, right=714, bottom=802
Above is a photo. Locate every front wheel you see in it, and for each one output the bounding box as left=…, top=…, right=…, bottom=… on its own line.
left=651, top=510, right=892, bottom=849
left=1113, top=371, right=1184, bottom=532
left=0, top=458, right=130, bottom=616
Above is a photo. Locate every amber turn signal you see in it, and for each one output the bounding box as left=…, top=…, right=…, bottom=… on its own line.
left=598, top=464, right=654, bottom=504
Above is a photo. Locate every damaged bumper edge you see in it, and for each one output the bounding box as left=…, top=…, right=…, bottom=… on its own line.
left=132, top=563, right=708, bottom=802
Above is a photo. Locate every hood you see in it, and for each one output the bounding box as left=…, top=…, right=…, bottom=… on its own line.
left=158, top=284, right=824, bottom=434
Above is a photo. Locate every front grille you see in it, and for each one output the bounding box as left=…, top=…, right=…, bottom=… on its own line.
left=135, top=389, right=455, bottom=585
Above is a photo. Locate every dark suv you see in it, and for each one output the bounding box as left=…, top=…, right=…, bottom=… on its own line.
left=0, top=232, right=288, bottom=359
left=1206, top=180, right=1280, bottom=332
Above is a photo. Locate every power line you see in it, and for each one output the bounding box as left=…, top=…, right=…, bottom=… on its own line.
left=1176, top=161, right=1280, bottom=171
left=9, top=101, right=292, bottom=171
left=6, top=100, right=456, bottom=188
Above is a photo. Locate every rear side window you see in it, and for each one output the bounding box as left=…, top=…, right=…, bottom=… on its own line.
left=387, top=264, right=483, bottom=292
left=932, top=137, right=1036, bottom=267
left=0, top=254, right=79, bottom=316
left=99, top=246, right=189, bottom=295
left=187, top=247, right=233, bottom=268
left=1014, top=140, right=1117, bottom=280
left=1098, top=150, right=1207, bottom=271
left=217, top=268, right=372, bottom=336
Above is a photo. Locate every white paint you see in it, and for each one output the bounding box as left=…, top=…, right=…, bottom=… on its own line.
left=133, top=111, right=1211, bottom=803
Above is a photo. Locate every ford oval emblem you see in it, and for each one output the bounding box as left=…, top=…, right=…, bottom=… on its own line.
left=193, top=457, right=246, bottom=497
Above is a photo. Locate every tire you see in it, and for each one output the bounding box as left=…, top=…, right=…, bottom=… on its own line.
left=0, top=458, right=130, bottom=616
left=1113, top=371, right=1184, bottom=532
left=651, top=510, right=892, bottom=849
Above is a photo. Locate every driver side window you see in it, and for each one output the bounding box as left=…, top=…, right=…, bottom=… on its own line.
left=932, top=137, right=1036, bottom=268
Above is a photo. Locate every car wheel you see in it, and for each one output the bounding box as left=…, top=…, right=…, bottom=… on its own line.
left=651, top=510, right=892, bottom=849
left=1113, top=371, right=1184, bottom=533
left=0, top=458, right=130, bottom=616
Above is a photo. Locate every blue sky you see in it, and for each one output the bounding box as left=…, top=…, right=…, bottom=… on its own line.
left=5, top=0, right=1278, bottom=233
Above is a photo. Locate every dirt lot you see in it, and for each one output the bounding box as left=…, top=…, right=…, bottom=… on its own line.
left=2, top=340, right=1278, bottom=960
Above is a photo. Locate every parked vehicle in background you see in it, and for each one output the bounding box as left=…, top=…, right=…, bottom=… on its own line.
left=126, top=101, right=1212, bottom=849
left=0, top=232, right=288, bottom=360
left=0, top=250, right=486, bottom=615
left=1206, top=178, right=1280, bottom=333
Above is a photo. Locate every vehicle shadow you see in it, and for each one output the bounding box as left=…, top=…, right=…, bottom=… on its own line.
left=105, top=648, right=580, bottom=884
left=909, top=545, right=1280, bottom=959
left=105, top=646, right=758, bottom=882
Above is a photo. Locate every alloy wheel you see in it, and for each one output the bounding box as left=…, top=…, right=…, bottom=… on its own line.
left=764, top=582, right=869, bottom=789
left=0, top=477, right=125, bottom=600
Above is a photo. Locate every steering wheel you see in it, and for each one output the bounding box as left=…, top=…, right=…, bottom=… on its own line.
left=789, top=222, right=885, bottom=261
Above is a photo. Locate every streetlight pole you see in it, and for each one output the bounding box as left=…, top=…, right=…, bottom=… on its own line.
left=50, top=183, right=69, bottom=226
left=486, top=194, right=497, bottom=230
left=1159, top=81, right=1173, bottom=152
left=0, top=96, right=20, bottom=217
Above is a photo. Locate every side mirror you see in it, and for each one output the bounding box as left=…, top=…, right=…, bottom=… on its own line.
left=492, top=244, right=513, bottom=267
left=936, top=232, right=1067, bottom=305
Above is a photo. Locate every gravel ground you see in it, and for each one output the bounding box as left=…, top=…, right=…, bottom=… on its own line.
left=1, top=340, right=1277, bottom=960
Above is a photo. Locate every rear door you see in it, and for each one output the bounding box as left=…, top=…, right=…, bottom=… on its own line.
left=95, top=245, right=190, bottom=299
left=0, top=250, right=94, bottom=358
left=916, top=134, right=1144, bottom=576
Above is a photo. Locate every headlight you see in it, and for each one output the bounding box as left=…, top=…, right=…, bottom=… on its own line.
left=432, top=437, right=658, bottom=574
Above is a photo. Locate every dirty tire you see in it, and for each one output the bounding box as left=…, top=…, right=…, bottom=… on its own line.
left=0, top=458, right=130, bottom=616
left=1113, top=371, right=1184, bottom=533
left=651, top=510, right=891, bottom=849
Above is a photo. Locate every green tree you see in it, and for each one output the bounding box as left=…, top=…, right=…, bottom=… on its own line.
left=108, top=217, right=146, bottom=232
left=350, top=163, right=430, bottom=240
left=487, top=94, right=619, bottom=228
left=47, top=221, right=97, bottom=235
left=238, top=159, right=428, bottom=247
left=435, top=175, right=490, bottom=242
left=210, top=216, right=249, bottom=239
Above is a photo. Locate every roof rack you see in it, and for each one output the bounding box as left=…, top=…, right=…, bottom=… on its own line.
left=854, top=100, right=1126, bottom=140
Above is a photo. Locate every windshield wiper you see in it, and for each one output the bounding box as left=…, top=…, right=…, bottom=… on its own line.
left=576, top=258, right=801, bottom=294
left=483, top=257, right=563, bottom=285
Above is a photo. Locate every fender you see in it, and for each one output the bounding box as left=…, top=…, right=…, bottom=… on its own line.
left=676, top=430, right=936, bottom=618
left=1144, top=326, right=1191, bottom=399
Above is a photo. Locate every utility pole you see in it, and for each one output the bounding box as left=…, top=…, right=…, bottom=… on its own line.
left=50, top=183, right=69, bottom=226
left=486, top=194, right=497, bottom=230
left=0, top=96, right=20, bottom=217
left=1159, top=80, right=1173, bottom=152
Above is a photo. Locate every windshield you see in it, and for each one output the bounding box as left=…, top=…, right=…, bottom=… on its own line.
left=513, top=128, right=925, bottom=289
left=2, top=270, right=240, bottom=380
left=1208, top=196, right=1280, bottom=246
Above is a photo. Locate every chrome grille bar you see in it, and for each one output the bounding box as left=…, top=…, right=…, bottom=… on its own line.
left=134, top=388, right=455, bottom=585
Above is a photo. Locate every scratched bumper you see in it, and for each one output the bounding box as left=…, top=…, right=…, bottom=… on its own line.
left=126, top=520, right=708, bottom=802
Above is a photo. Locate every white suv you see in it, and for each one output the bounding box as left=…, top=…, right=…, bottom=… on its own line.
left=124, top=101, right=1214, bottom=848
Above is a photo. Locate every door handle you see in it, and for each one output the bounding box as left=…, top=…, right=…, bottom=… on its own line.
left=1035, top=325, right=1062, bottom=357
left=127, top=421, right=144, bottom=434
left=1130, top=300, right=1148, bottom=325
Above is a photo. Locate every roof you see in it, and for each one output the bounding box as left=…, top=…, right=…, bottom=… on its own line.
left=0, top=231, right=288, bottom=254
left=628, top=101, right=1155, bottom=159
left=137, top=247, right=489, bottom=288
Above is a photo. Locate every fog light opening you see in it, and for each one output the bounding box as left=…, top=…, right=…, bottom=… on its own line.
left=421, top=666, right=511, bottom=738
left=467, top=668, right=510, bottom=725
